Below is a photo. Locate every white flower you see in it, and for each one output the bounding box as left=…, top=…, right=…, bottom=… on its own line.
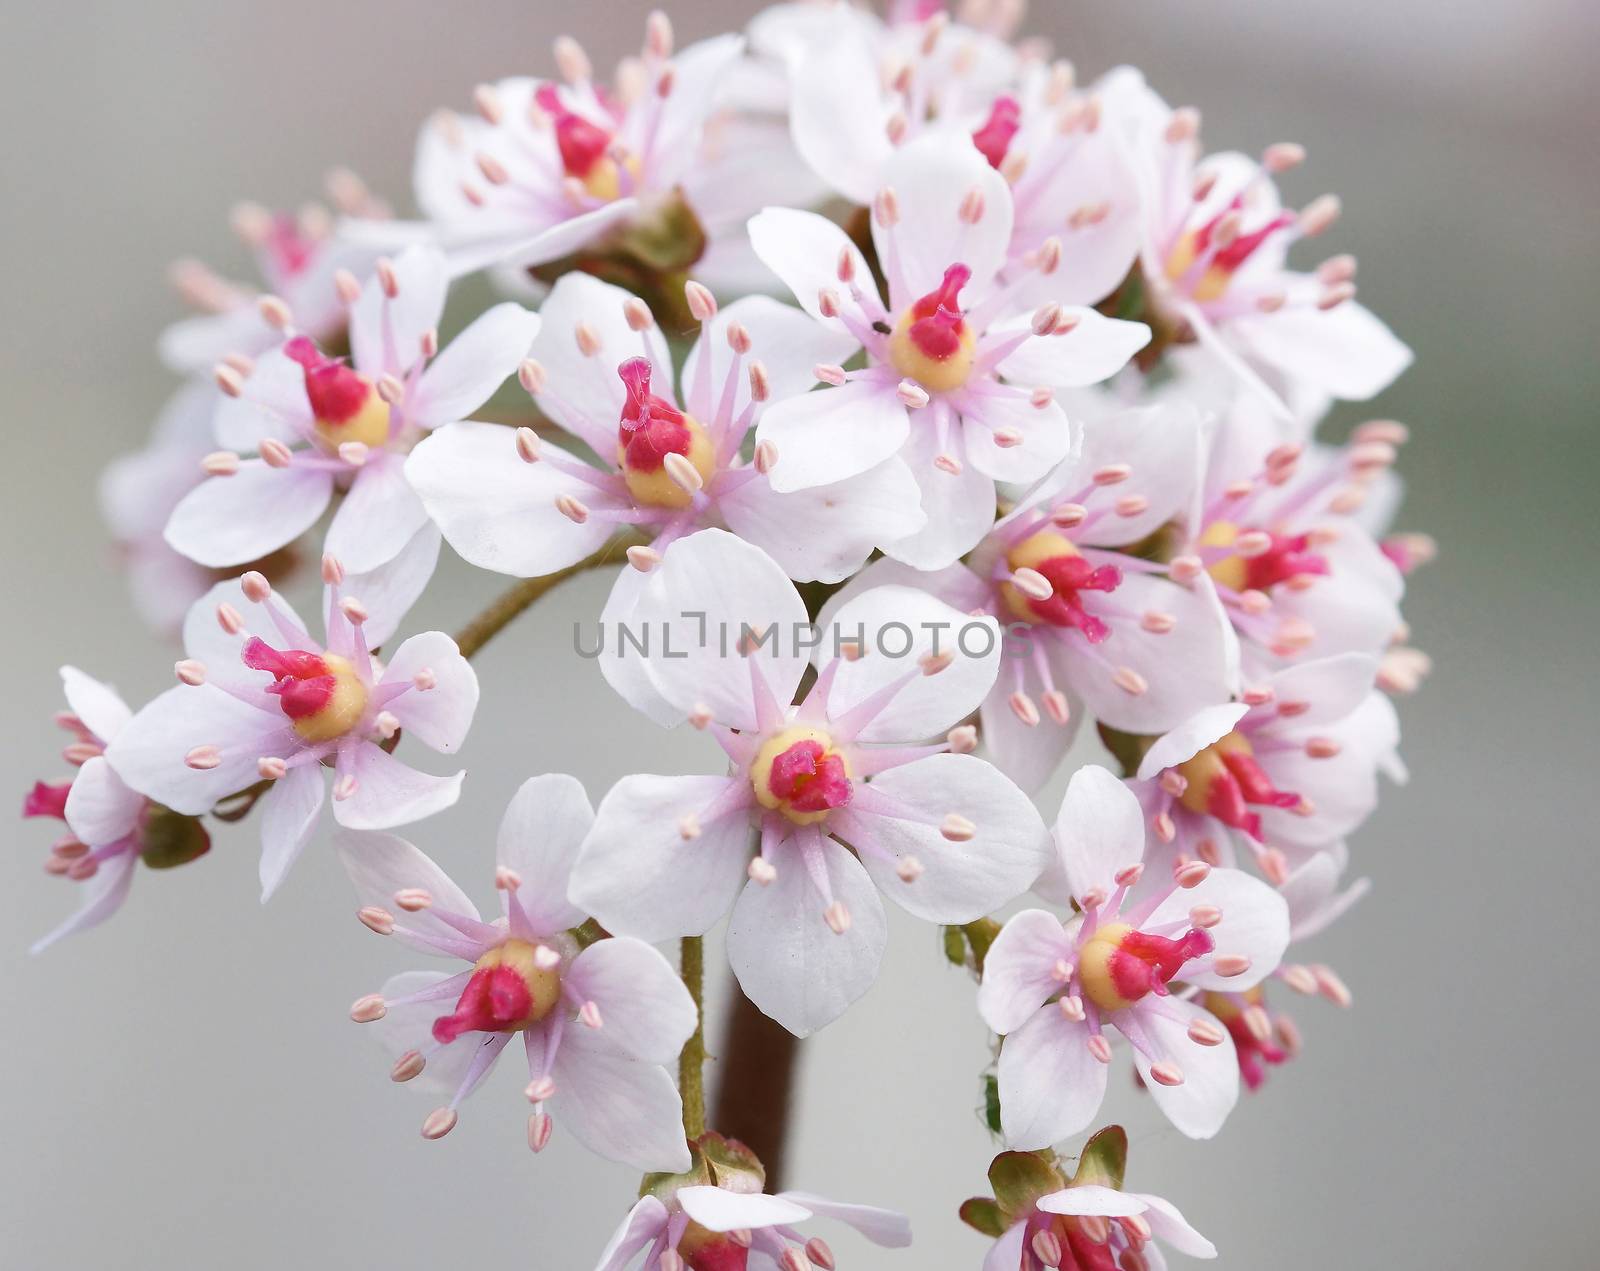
left=985, top=1181, right=1216, bottom=1270
left=572, top=529, right=1050, bottom=1036
left=339, top=775, right=694, bottom=1171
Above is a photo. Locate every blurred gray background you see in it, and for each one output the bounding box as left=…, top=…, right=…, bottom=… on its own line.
left=3, top=1, right=1595, bottom=1267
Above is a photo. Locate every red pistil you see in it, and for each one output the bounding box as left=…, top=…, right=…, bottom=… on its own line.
left=767, top=740, right=852, bottom=815
left=685, top=1238, right=751, bottom=1271
left=23, top=780, right=72, bottom=821
left=1227, top=1008, right=1288, bottom=1091
left=617, top=357, right=691, bottom=473
left=905, top=264, right=972, bottom=360
left=285, top=336, right=371, bottom=426
left=1205, top=750, right=1300, bottom=840
left=1239, top=530, right=1328, bottom=593
left=1105, top=927, right=1215, bottom=1004
left=971, top=96, right=1022, bottom=169
left=242, top=636, right=335, bottom=721
left=1025, top=556, right=1123, bottom=641
left=1060, top=1215, right=1120, bottom=1271
left=1190, top=198, right=1297, bottom=276
left=431, top=965, right=534, bottom=1044
left=264, top=213, right=316, bottom=279
left=534, top=84, right=614, bottom=179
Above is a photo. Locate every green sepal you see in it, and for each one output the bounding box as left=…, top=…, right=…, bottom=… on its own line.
left=697, top=1130, right=766, bottom=1194
left=1096, top=723, right=1156, bottom=780
left=986, top=1150, right=1067, bottom=1227
left=958, top=1196, right=1007, bottom=1238
left=570, top=917, right=610, bottom=949
left=982, top=1072, right=1002, bottom=1137
left=137, top=806, right=211, bottom=870
left=943, top=924, right=968, bottom=966
left=1070, top=1125, right=1128, bottom=1191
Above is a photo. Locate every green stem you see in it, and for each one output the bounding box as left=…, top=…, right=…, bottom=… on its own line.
left=679, top=935, right=707, bottom=1139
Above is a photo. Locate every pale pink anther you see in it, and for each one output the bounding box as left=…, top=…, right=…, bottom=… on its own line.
left=1031, top=1229, right=1064, bottom=1268
left=1196, top=838, right=1222, bottom=866
left=390, top=1050, right=426, bottom=1082
left=555, top=493, right=590, bottom=524
left=394, top=888, right=433, bottom=912
left=1111, top=666, right=1148, bottom=696
left=748, top=857, right=777, bottom=885
left=1238, top=589, right=1271, bottom=616
left=1160, top=770, right=1189, bottom=797
left=66, top=857, right=99, bottom=881
left=872, top=185, right=901, bottom=227
left=214, top=364, right=246, bottom=397
left=1121, top=1214, right=1153, bottom=1244
left=813, top=361, right=847, bottom=387
left=574, top=321, right=603, bottom=358
left=1151, top=811, right=1175, bottom=843
left=1317, top=282, right=1357, bottom=311
left=217, top=602, right=246, bottom=636
left=201, top=450, right=241, bottom=477
left=527, top=1111, right=553, bottom=1152
left=1010, top=567, right=1053, bottom=602
left=533, top=945, right=561, bottom=972
left=688, top=703, right=713, bottom=729
left=921, top=650, right=955, bottom=676
left=1241, top=683, right=1274, bottom=706
left=358, top=906, right=396, bottom=935
left=992, top=426, right=1024, bottom=448
left=1078, top=1214, right=1111, bottom=1245
left=941, top=812, right=976, bottom=843
left=1051, top=958, right=1074, bottom=983
left=1087, top=1034, right=1114, bottom=1063
left=622, top=297, right=654, bottom=332
left=817, top=287, right=841, bottom=319
left=1114, top=863, right=1144, bottom=888
left=1328, top=485, right=1368, bottom=514
left=340, top=596, right=369, bottom=625
left=1092, top=463, right=1131, bottom=487
left=518, top=358, right=548, bottom=395
left=512, top=427, right=542, bottom=464
left=1313, top=964, right=1352, bottom=1007
left=895, top=855, right=924, bottom=883
left=897, top=379, right=931, bottom=409
left=1149, top=1060, right=1185, bottom=1087
left=1282, top=963, right=1318, bottom=995
left=333, top=773, right=359, bottom=801
left=663, top=451, right=704, bottom=494
left=257, top=756, right=288, bottom=780
left=1188, top=1017, right=1226, bottom=1046
left=1263, top=141, right=1306, bottom=173
left=420, top=1108, right=457, bottom=1140
left=475, top=151, right=510, bottom=186
left=1042, top=690, right=1071, bottom=726
left=495, top=865, right=522, bottom=891
left=748, top=361, right=771, bottom=403
left=62, top=741, right=102, bottom=765
left=1298, top=194, right=1342, bottom=237
left=626, top=545, right=661, bottom=573
left=1169, top=554, right=1203, bottom=584
left=374, top=710, right=400, bottom=740
left=257, top=294, right=293, bottom=331
left=577, top=1000, right=603, bottom=1029
left=947, top=724, right=978, bottom=754
left=1234, top=530, right=1274, bottom=558
left=1059, top=994, right=1086, bottom=1023
left=376, top=370, right=406, bottom=403
left=1080, top=886, right=1108, bottom=910
left=1243, top=1005, right=1273, bottom=1044
left=52, top=840, right=89, bottom=862
left=375, top=258, right=400, bottom=298
left=683, top=280, right=716, bottom=322
left=1277, top=1014, right=1304, bottom=1055
left=332, top=268, right=362, bottom=305
left=174, top=659, right=207, bottom=687
left=526, top=1075, right=557, bottom=1103
left=932, top=451, right=962, bottom=474
left=823, top=901, right=852, bottom=934
left=350, top=993, right=387, bottom=1023
left=1259, top=848, right=1289, bottom=885
left=779, top=1248, right=808, bottom=1271
left=184, top=744, right=221, bottom=770
left=1354, top=419, right=1408, bottom=446
left=1189, top=904, right=1222, bottom=929
left=1009, top=691, right=1041, bottom=727
left=752, top=439, right=779, bottom=475
left=1175, top=860, right=1211, bottom=888
left=1036, top=236, right=1063, bottom=274
left=1030, top=303, right=1062, bottom=337
left=678, top=814, right=701, bottom=841
left=1050, top=502, right=1087, bottom=528
left=259, top=437, right=294, bottom=468
left=804, top=1237, right=836, bottom=1270
left=1213, top=954, right=1252, bottom=978
left=1115, top=494, right=1149, bottom=518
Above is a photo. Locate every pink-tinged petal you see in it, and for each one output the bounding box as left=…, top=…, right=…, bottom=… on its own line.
left=1054, top=765, right=1147, bottom=904
left=747, top=207, right=875, bottom=331
left=444, top=199, right=641, bottom=278
left=1274, top=562, right=1400, bottom=664
left=825, top=586, right=1000, bottom=740
left=996, top=1006, right=1106, bottom=1148
left=349, top=245, right=449, bottom=378
left=29, top=851, right=137, bottom=956
left=63, top=757, right=143, bottom=847
left=1136, top=703, right=1252, bottom=780
left=786, top=39, right=894, bottom=205
left=977, top=908, right=1077, bottom=1035
left=378, top=632, right=478, bottom=753
left=1131, top=998, right=1239, bottom=1139
left=813, top=557, right=993, bottom=628
left=164, top=464, right=334, bottom=569
left=1071, top=404, right=1206, bottom=548
left=635, top=530, right=811, bottom=730
left=527, top=272, right=672, bottom=455
left=959, top=391, right=1073, bottom=485
left=341, top=524, right=442, bottom=650
left=775, top=1193, right=912, bottom=1248
left=1281, top=852, right=1369, bottom=943
left=1263, top=653, right=1378, bottom=728
left=596, top=565, right=683, bottom=728
left=213, top=346, right=310, bottom=451
left=994, top=310, right=1150, bottom=389
left=334, top=829, right=486, bottom=956
left=1134, top=1192, right=1218, bottom=1259
left=368, top=970, right=486, bottom=1093
left=179, top=579, right=307, bottom=693
left=873, top=135, right=1013, bottom=302
left=565, top=937, right=697, bottom=1065
left=726, top=836, right=887, bottom=1038
left=331, top=744, right=462, bottom=831
left=323, top=450, right=431, bottom=575
left=983, top=1221, right=1028, bottom=1271
left=159, top=305, right=279, bottom=376
left=496, top=773, right=590, bottom=933
left=756, top=380, right=910, bottom=493
left=548, top=1028, right=692, bottom=1172
left=1255, top=694, right=1393, bottom=849
left=59, top=666, right=132, bottom=742
left=258, top=761, right=326, bottom=901
left=1037, top=1185, right=1148, bottom=1219
left=1229, top=297, right=1412, bottom=402
left=1062, top=572, right=1235, bottom=736
left=404, top=421, right=613, bottom=577
left=719, top=459, right=927, bottom=585
left=879, top=421, right=997, bottom=570
left=105, top=684, right=291, bottom=817
left=1146, top=868, right=1289, bottom=991
left=678, top=1187, right=812, bottom=1233
left=853, top=754, right=1050, bottom=923
left=412, top=302, right=540, bottom=428
left=99, top=385, right=213, bottom=541
left=571, top=774, right=752, bottom=943
left=978, top=671, right=1081, bottom=797
left=650, top=34, right=750, bottom=180
left=593, top=1196, right=670, bottom=1271
left=682, top=295, right=855, bottom=420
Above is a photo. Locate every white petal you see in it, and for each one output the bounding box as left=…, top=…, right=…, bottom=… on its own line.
left=1135, top=703, right=1252, bottom=780
left=1134, top=1192, right=1218, bottom=1258
left=682, top=294, right=856, bottom=422
left=1131, top=998, right=1239, bottom=1139
left=105, top=684, right=291, bottom=817
left=726, top=835, right=887, bottom=1038
left=548, top=1029, right=691, bottom=1172
left=879, top=419, right=997, bottom=570
left=977, top=909, right=1076, bottom=1035
left=593, top=1197, right=670, bottom=1271
left=1037, top=1184, right=1148, bottom=1218
left=1263, top=653, right=1378, bottom=727
left=1151, top=868, right=1289, bottom=991
left=164, top=464, right=334, bottom=569
left=341, top=524, right=442, bottom=649
left=747, top=207, right=875, bottom=331
left=997, top=1006, right=1106, bottom=1148
left=444, top=200, right=641, bottom=279
left=959, top=390, right=1073, bottom=485
left=378, top=632, right=478, bottom=753
left=368, top=970, right=485, bottom=1093
left=995, top=311, right=1150, bottom=389
left=331, top=743, right=462, bottom=830
left=1229, top=298, right=1412, bottom=402
left=349, top=245, right=449, bottom=377
left=179, top=578, right=310, bottom=687
left=1053, top=765, right=1147, bottom=904
left=635, top=530, right=811, bottom=730
left=787, top=39, right=894, bottom=205
left=776, top=1193, right=913, bottom=1248
left=976, top=655, right=1081, bottom=797
left=496, top=773, right=591, bottom=933
left=59, top=667, right=132, bottom=742
left=677, top=1187, right=811, bottom=1233
left=62, top=757, right=144, bottom=846
left=565, top=937, right=697, bottom=1065
left=29, top=852, right=138, bottom=956
left=412, top=302, right=539, bottom=428
left=873, top=135, right=1013, bottom=303
left=405, top=421, right=612, bottom=577
left=983, top=1222, right=1028, bottom=1271
left=213, top=346, right=310, bottom=451
left=334, top=828, right=486, bottom=956
left=570, top=774, right=753, bottom=943
left=596, top=565, right=684, bottom=728
left=1058, top=402, right=1205, bottom=547
left=756, top=380, right=910, bottom=493
left=258, top=761, right=327, bottom=901
left=324, top=451, right=431, bottom=575
left=854, top=754, right=1050, bottom=923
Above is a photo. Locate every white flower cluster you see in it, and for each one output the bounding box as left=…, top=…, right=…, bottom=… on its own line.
left=26, top=3, right=1432, bottom=1267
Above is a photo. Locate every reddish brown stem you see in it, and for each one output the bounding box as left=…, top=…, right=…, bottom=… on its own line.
left=710, top=980, right=802, bottom=1191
